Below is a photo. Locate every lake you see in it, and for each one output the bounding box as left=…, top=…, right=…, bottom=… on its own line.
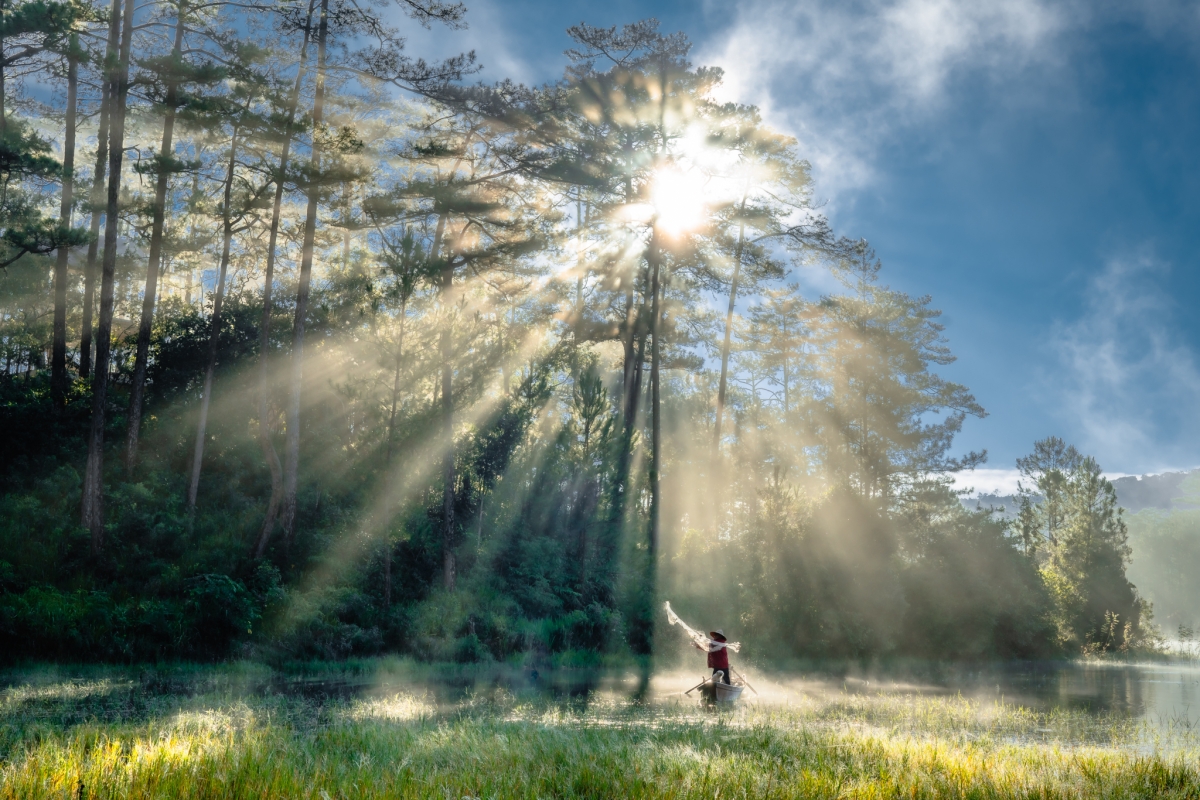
left=7, top=657, right=1199, bottom=735
left=785, top=659, right=1200, bottom=729
left=269, top=658, right=1200, bottom=731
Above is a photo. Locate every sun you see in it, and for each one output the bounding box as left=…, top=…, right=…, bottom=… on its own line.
left=651, top=166, right=709, bottom=238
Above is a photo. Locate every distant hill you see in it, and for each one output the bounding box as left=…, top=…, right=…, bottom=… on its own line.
left=965, top=469, right=1200, bottom=519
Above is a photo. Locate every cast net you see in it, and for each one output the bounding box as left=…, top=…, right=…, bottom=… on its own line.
left=664, top=601, right=741, bottom=653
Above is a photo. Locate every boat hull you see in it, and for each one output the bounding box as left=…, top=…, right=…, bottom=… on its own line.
left=714, top=682, right=743, bottom=703
left=698, top=680, right=744, bottom=703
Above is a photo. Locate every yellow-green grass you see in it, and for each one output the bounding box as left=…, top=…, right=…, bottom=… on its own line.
left=2, top=662, right=1199, bottom=799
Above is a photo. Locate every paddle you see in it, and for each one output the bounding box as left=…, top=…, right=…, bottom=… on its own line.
left=731, top=667, right=759, bottom=696
left=684, top=676, right=708, bottom=696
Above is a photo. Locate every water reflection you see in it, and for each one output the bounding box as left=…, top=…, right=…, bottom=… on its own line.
left=7, top=659, right=1199, bottom=730
left=268, top=666, right=617, bottom=708
left=773, top=660, right=1200, bottom=729
left=267, top=660, right=1200, bottom=727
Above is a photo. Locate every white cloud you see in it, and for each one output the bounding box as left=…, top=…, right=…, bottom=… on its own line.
left=951, top=467, right=1025, bottom=497
left=951, top=466, right=1143, bottom=497
left=696, top=0, right=1063, bottom=205
left=880, top=0, right=1059, bottom=94
left=451, top=0, right=537, bottom=85
left=1048, top=255, right=1200, bottom=473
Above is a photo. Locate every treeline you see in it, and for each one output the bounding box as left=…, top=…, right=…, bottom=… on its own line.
left=0, top=2, right=1152, bottom=663
left=1126, top=475, right=1200, bottom=637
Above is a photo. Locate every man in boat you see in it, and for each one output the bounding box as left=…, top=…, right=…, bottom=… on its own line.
left=693, top=629, right=732, bottom=684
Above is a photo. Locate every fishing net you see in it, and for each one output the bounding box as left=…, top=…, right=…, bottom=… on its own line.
left=664, top=601, right=741, bottom=653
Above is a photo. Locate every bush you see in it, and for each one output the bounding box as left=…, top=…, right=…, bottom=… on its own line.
left=184, top=574, right=258, bottom=658
left=0, top=587, right=184, bottom=662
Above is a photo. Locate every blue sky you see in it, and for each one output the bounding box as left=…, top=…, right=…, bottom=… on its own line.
left=400, top=0, right=1200, bottom=491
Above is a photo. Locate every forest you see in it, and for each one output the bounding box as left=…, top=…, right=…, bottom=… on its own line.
left=0, top=0, right=1158, bottom=666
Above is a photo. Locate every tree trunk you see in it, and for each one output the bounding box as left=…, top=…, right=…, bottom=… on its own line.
left=574, top=194, right=586, bottom=342
left=647, top=233, right=663, bottom=560
left=78, top=7, right=120, bottom=379
left=184, top=162, right=199, bottom=307
left=186, top=130, right=238, bottom=510
left=382, top=535, right=393, bottom=608
left=605, top=293, right=646, bottom=602
left=81, top=0, right=136, bottom=552
left=712, top=195, right=747, bottom=455
left=381, top=303, right=405, bottom=607
left=51, top=41, right=78, bottom=409
left=611, top=171, right=642, bottom=549
left=441, top=303, right=455, bottom=592
left=620, top=281, right=637, bottom=414
left=708, top=198, right=747, bottom=535
left=341, top=181, right=351, bottom=264
left=125, top=3, right=186, bottom=469
left=627, top=300, right=651, bottom=655
left=280, top=0, right=329, bottom=547
left=647, top=69, right=669, bottom=554
left=432, top=214, right=455, bottom=592
left=252, top=9, right=313, bottom=560
left=781, top=317, right=790, bottom=416
left=1, top=2, right=7, bottom=134
left=619, top=171, right=638, bottom=420
left=385, top=309, right=405, bottom=463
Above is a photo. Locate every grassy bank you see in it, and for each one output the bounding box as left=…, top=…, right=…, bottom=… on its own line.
left=2, top=662, right=1198, bottom=799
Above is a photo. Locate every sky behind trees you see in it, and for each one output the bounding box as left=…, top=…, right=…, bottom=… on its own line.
left=415, top=0, right=1200, bottom=486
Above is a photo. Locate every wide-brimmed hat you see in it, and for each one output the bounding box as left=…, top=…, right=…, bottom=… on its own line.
left=710, top=630, right=727, bottom=642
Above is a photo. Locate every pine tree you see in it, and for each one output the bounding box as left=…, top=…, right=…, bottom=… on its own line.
left=0, top=0, right=84, bottom=278
left=279, top=0, right=470, bottom=550
left=743, top=284, right=813, bottom=478
left=49, top=30, right=82, bottom=409
left=77, top=0, right=120, bottom=379
left=81, top=0, right=135, bottom=551
left=125, top=0, right=223, bottom=468
left=251, top=0, right=314, bottom=557
left=1018, top=438, right=1147, bottom=652
left=805, top=243, right=986, bottom=506
left=705, top=110, right=846, bottom=459
left=186, top=50, right=272, bottom=509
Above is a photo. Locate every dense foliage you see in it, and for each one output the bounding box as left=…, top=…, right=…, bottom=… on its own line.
left=0, top=1, right=1150, bottom=663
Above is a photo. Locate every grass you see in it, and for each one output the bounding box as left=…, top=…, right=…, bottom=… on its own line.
left=1, top=660, right=1199, bottom=798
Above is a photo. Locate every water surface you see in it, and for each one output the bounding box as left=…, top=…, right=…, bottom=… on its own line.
left=777, top=660, right=1200, bottom=730
left=6, top=658, right=1200, bottom=732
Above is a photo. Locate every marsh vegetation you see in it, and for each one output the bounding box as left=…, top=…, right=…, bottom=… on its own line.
left=3, top=661, right=1200, bottom=798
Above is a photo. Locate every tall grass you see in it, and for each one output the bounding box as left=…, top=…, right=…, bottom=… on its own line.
left=2, top=661, right=1198, bottom=798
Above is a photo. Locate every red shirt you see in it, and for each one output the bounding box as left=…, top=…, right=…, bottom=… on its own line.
left=707, top=645, right=729, bottom=671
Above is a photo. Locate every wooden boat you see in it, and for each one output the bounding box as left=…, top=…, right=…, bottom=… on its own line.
left=691, top=672, right=746, bottom=704
left=710, top=680, right=744, bottom=703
